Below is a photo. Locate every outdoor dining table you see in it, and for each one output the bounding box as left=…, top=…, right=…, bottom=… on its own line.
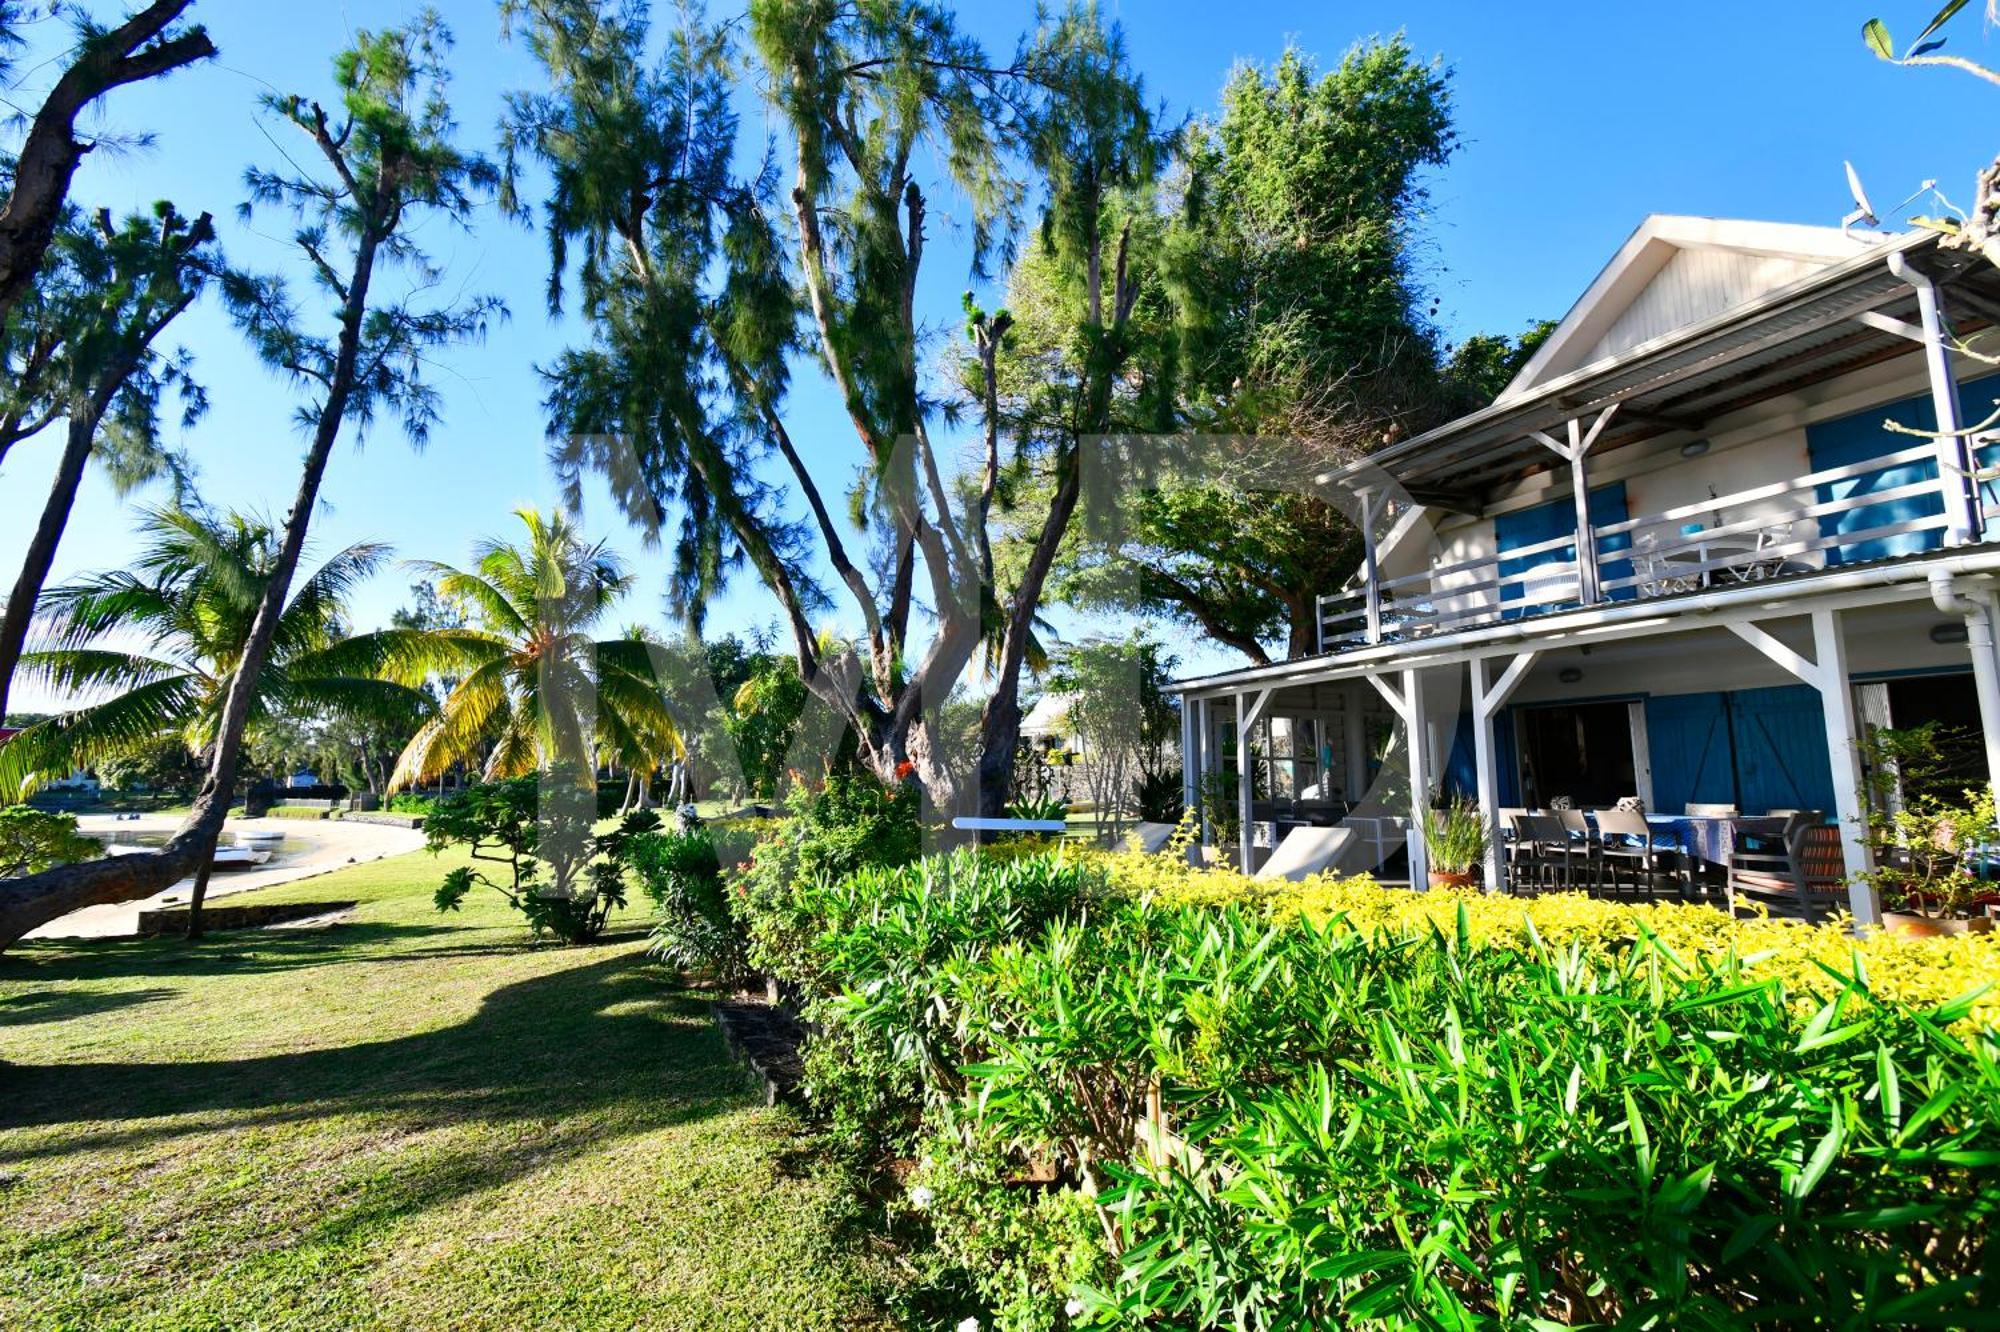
left=1653, top=537, right=1772, bottom=588
left=1641, top=813, right=1744, bottom=869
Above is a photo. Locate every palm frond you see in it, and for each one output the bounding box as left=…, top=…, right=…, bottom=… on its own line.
left=406, top=559, right=530, bottom=638
left=388, top=656, right=512, bottom=790
left=31, top=572, right=181, bottom=653
left=0, top=676, right=204, bottom=801
left=13, top=649, right=197, bottom=702
left=296, top=626, right=508, bottom=686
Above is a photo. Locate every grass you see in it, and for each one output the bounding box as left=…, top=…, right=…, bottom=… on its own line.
left=0, top=846, right=893, bottom=1331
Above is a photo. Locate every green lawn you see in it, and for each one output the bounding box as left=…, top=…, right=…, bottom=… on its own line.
left=0, top=848, right=892, bottom=1331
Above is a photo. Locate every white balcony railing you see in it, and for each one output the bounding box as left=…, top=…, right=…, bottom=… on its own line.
left=1318, top=442, right=1979, bottom=649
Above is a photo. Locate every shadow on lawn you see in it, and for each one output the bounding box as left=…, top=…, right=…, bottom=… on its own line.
left=0, top=985, right=177, bottom=1027
left=1, top=921, right=487, bottom=980
left=0, top=934, right=753, bottom=1207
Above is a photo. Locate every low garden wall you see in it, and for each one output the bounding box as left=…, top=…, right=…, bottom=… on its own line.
left=137, top=900, right=357, bottom=935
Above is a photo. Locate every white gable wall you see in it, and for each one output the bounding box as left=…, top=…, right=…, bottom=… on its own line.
left=1578, top=247, right=1830, bottom=368
left=1502, top=217, right=1872, bottom=399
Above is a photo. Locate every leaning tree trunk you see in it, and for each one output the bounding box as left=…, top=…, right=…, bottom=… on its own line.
left=0, top=230, right=380, bottom=951
left=0, top=412, right=95, bottom=721
left=976, top=450, right=1084, bottom=819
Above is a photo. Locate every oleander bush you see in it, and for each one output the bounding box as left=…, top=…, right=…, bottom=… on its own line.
left=629, top=826, right=744, bottom=978
left=736, top=773, right=923, bottom=983
left=765, top=846, right=2000, bottom=1329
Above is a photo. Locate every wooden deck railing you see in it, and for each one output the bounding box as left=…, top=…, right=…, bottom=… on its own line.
left=1318, top=442, right=1972, bottom=649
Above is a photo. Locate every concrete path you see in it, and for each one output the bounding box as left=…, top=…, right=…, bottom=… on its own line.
left=25, top=814, right=428, bottom=940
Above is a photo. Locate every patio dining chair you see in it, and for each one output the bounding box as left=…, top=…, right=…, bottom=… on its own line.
left=1595, top=806, right=1665, bottom=900
left=1727, top=816, right=1846, bottom=920
left=1511, top=813, right=1578, bottom=893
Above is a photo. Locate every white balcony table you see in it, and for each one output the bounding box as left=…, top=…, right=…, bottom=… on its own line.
left=1653, top=536, right=1769, bottom=587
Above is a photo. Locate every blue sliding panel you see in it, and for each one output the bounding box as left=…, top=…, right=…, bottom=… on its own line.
left=1494, top=482, right=1632, bottom=617
left=1444, top=709, right=1477, bottom=799
left=1729, top=685, right=1836, bottom=814
left=1808, top=373, right=2000, bottom=565
left=1644, top=687, right=1837, bottom=816
left=1644, top=692, right=1733, bottom=815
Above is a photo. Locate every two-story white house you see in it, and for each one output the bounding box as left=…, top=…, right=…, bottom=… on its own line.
left=1173, top=216, right=2000, bottom=925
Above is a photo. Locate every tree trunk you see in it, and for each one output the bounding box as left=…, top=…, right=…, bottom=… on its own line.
left=976, top=452, right=1084, bottom=818
left=0, top=1, right=214, bottom=325
left=0, top=413, right=95, bottom=722
left=0, top=222, right=380, bottom=951
left=182, top=857, right=216, bottom=940
left=1286, top=595, right=1319, bottom=662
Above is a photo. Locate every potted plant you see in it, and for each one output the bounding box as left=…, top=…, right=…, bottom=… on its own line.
left=1859, top=725, right=1999, bottom=936
left=1863, top=786, right=1999, bottom=936
left=1422, top=798, right=1488, bottom=890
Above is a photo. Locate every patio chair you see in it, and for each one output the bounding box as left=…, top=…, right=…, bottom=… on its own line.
left=1595, top=806, right=1665, bottom=900
left=1727, top=814, right=1846, bottom=920
left=1254, top=825, right=1357, bottom=883
left=1511, top=813, right=1578, bottom=893
left=1554, top=806, right=1605, bottom=890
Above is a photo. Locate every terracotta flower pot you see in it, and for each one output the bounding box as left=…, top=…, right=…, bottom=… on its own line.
left=1883, top=911, right=1995, bottom=938
left=1428, top=869, right=1479, bottom=890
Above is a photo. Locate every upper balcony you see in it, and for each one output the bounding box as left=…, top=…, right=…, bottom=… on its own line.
left=1317, top=434, right=2000, bottom=649
left=1311, top=223, right=2000, bottom=656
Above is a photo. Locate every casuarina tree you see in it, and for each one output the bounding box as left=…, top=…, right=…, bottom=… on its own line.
left=0, top=9, right=499, bottom=950
left=0, top=202, right=215, bottom=722
left=0, top=1, right=215, bottom=324
left=504, top=0, right=1162, bottom=820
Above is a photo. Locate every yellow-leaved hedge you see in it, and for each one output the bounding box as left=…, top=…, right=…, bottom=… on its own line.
left=1082, top=848, right=2000, bottom=1033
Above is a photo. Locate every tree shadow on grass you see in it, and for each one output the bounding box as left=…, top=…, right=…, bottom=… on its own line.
left=0, top=921, right=480, bottom=982
left=0, top=944, right=755, bottom=1195
left=0, top=985, right=177, bottom=1027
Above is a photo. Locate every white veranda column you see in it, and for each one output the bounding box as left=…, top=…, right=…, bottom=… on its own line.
left=1367, top=670, right=1433, bottom=887
left=1727, top=610, right=1877, bottom=927
left=1470, top=651, right=1538, bottom=892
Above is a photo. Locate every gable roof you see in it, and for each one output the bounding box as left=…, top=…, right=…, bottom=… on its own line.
left=1500, top=216, right=1877, bottom=400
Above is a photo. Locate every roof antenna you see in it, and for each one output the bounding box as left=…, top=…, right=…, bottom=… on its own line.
left=1842, top=161, right=1881, bottom=240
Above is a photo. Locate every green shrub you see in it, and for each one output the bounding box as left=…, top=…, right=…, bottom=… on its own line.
left=0, top=806, right=100, bottom=877
left=735, top=773, right=923, bottom=981
left=792, top=849, right=1107, bottom=1155
left=628, top=827, right=744, bottom=978
left=386, top=792, right=438, bottom=815
left=763, top=850, right=2000, bottom=1330
left=424, top=772, right=655, bottom=944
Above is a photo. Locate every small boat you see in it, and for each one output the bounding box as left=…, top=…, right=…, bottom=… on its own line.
left=209, top=846, right=272, bottom=871
left=104, top=844, right=271, bottom=870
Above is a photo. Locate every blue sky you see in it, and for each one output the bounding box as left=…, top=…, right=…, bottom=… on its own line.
left=2, top=0, right=1996, bottom=709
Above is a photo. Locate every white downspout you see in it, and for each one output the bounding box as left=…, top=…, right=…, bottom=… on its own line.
left=1887, top=251, right=1980, bottom=545
left=1929, top=568, right=2000, bottom=788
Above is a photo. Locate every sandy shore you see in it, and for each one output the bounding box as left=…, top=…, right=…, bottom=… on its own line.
left=24, top=813, right=428, bottom=940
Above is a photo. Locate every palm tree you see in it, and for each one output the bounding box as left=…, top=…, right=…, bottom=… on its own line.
left=361, top=509, right=682, bottom=791
left=0, top=506, right=429, bottom=803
